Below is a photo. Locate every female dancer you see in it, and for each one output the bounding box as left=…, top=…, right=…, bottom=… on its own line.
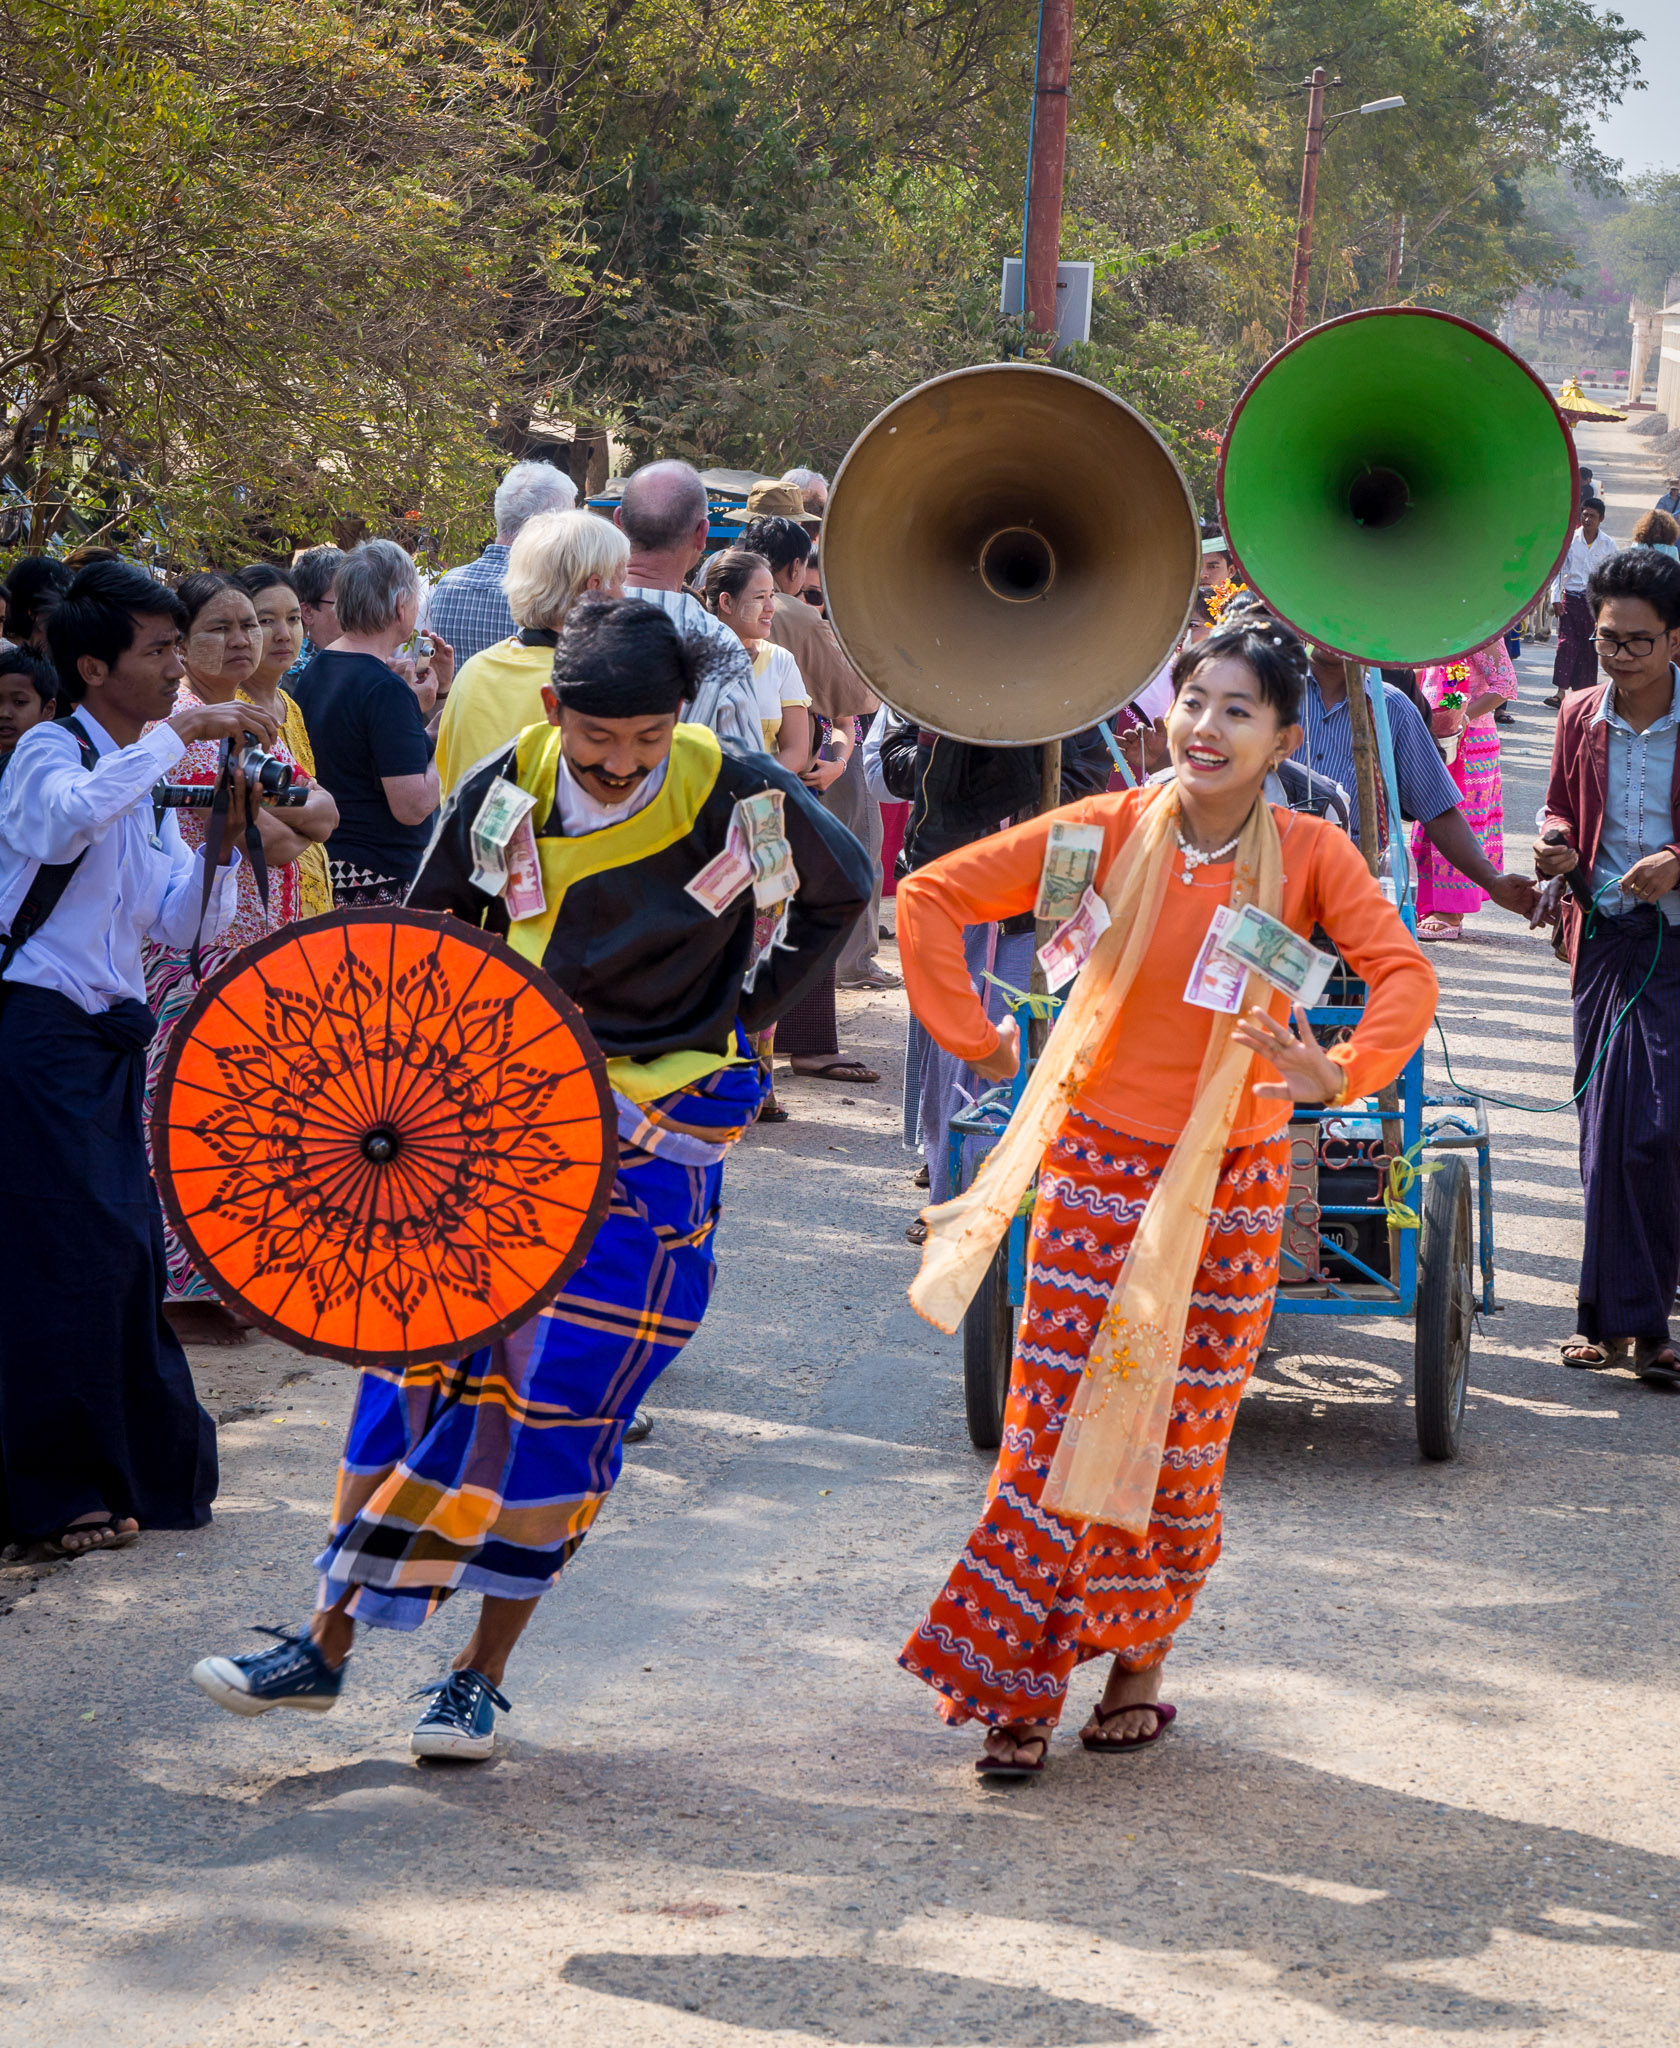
left=1411, top=636, right=1518, bottom=941
left=895, top=619, right=1435, bottom=1776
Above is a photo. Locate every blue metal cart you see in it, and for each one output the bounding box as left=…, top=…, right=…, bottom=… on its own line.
left=948, top=681, right=1494, bottom=1463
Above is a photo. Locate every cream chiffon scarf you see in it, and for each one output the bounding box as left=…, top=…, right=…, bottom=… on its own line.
left=910, top=784, right=1284, bottom=1532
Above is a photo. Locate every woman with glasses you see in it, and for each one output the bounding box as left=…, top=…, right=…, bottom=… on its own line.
left=140, top=571, right=339, bottom=1326
left=1410, top=635, right=1520, bottom=941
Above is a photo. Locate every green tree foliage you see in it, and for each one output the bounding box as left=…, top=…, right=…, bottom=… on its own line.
left=496, top=0, right=1250, bottom=469
left=1595, top=173, right=1680, bottom=305
left=494, top=0, right=1645, bottom=490
left=0, top=0, right=1651, bottom=552
left=1226, top=0, right=1645, bottom=348
left=0, top=0, right=587, bottom=555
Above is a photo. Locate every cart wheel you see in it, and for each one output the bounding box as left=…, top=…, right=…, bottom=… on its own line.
left=1415, top=1153, right=1473, bottom=1461
left=962, top=1240, right=1016, bottom=1452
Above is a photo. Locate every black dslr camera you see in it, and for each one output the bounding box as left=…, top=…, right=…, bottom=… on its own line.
left=153, top=736, right=308, bottom=810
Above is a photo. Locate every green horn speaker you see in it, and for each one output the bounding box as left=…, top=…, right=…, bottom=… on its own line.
left=1218, top=309, right=1577, bottom=667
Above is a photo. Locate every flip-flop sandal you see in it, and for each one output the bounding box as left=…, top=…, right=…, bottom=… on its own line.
left=790, top=1059, right=881, bottom=1084
left=36, top=1515, right=140, bottom=1561
left=975, top=1729, right=1050, bottom=1779
left=1416, top=918, right=1462, bottom=943
left=1561, top=1338, right=1626, bottom=1370
left=1633, top=1344, right=1680, bottom=1389
left=1080, top=1700, right=1177, bottom=1753
left=756, top=1102, right=790, bottom=1123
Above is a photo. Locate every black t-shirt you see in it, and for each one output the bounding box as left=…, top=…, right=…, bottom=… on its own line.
left=291, top=651, right=434, bottom=882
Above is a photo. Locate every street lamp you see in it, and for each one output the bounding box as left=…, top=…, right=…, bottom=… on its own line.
left=1285, top=70, right=1407, bottom=343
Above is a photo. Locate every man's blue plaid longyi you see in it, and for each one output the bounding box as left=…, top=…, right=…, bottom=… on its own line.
left=315, top=1062, right=764, bottom=1629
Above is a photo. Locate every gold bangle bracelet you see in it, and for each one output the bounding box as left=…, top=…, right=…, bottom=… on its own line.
left=1325, top=1066, right=1350, bottom=1109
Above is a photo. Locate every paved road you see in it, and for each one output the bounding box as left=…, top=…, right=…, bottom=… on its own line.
left=3, top=418, right=1677, bottom=2048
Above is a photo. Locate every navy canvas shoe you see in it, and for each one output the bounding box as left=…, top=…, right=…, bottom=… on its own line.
left=191, top=1626, right=346, bottom=1717
left=410, top=1668, right=510, bottom=1761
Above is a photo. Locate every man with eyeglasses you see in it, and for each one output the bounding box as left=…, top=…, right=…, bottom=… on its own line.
left=284, top=545, right=346, bottom=684
left=1536, top=546, right=1680, bottom=1387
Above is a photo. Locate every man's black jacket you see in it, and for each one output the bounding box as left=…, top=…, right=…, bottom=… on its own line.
left=876, top=720, right=1114, bottom=876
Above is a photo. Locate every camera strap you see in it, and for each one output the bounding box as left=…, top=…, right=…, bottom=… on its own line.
left=189, top=739, right=270, bottom=981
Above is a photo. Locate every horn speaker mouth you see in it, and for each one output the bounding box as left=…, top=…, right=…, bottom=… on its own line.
left=1348, top=465, right=1410, bottom=530
left=978, top=526, right=1057, bottom=602
left=820, top=364, right=1201, bottom=745
left=1218, top=308, right=1577, bottom=667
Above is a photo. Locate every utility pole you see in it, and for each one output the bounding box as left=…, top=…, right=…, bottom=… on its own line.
left=1019, top=0, right=1075, bottom=1040
left=1286, top=65, right=1328, bottom=344
left=1023, top=0, right=1075, bottom=341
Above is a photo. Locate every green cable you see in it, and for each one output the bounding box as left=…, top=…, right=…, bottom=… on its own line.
left=1430, top=880, right=1664, bottom=1115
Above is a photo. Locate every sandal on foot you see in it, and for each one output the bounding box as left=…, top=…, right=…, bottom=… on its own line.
left=1416, top=917, right=1462, bottom=943
left=790, top=1058, right=880, bottom=1085
left=975, top=1726, right=1050, bottom=1779
left=756, top=1101, right=790, bottom=1123
left=35, top=1515, right=140, bottom=1561
left=1561, top=1338, right=1626, bottom=1370
left=1633, top=1341, right=1680, bottom=1389
left=1080, top=1700, right=1177, bottom=1754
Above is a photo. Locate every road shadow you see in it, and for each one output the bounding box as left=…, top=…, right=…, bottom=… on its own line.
left=561, top=1951, right=1146, bottom=2044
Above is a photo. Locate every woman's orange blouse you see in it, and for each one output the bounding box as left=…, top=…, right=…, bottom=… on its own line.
left=896, top=791, right=1438, bottom=1147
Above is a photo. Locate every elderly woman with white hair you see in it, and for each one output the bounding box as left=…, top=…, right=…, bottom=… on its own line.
left=435, top=508, right=630, bottom=794
left=291, top=537, right=456, bottom=906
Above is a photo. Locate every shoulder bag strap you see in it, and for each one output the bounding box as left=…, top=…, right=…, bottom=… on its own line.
left=0, top=716, right=101, bottom=977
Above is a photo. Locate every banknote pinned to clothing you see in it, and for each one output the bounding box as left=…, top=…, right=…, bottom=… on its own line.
left=1209, top=903, right=1336, bottom=1008
left=470, top=779, right=546, bottom=918
left=1033, top=820, right=1105, bottom=925
left=1037, top=886, right=1112, bottom=993
left=685, top=788, right=799, bottom=920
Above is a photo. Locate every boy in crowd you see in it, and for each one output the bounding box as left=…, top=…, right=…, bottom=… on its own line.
left=0, top=648, right=58, bottom=779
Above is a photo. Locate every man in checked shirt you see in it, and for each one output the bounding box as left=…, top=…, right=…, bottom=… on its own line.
left=428, top=460, right=578, bottom=669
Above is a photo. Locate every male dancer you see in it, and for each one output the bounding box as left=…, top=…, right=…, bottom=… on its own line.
left=191, top=599, right=870, bottom=1756
left=1536, top=547, right=1680, bottom=1384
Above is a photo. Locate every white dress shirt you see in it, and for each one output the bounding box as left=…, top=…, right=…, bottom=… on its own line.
left=0, top=708, right=242, bottom=1014
left=861, top=704, right=894, bottom=803
left=1554, top=529, right=1617, bottom=598
left=552, top=749, right=669, bottom=836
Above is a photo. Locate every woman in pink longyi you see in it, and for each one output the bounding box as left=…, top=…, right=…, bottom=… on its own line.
left=1411, top=638, right=1519, bottom=940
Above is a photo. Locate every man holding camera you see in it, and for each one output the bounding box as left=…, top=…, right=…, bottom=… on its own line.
left=0, top=562, right=276, bottom=1559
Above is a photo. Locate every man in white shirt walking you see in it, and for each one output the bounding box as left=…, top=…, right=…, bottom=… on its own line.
left=1546, top=494, right=1618, bottom=706
left=614, top=461, right=763, bottom=755
left=0, top=562, right=270, bottom=1560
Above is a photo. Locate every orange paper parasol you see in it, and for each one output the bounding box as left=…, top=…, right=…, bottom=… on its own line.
left=152, top=908, right=616, bottom=1366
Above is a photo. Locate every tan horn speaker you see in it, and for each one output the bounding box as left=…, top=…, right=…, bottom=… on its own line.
left=821, top=363, right=1201, bottom=745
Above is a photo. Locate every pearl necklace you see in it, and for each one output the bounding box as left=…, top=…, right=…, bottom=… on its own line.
left=1176, top=825, right=1241, bottom=881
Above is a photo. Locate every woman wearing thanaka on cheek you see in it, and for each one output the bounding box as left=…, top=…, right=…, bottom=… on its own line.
left=895, top=619, right=1436, bottom=1779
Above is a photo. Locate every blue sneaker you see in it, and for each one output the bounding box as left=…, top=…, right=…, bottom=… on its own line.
left=191, top=1626, right=346, bottom=1718
left=410, top=1668, right=510, bottom=1761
